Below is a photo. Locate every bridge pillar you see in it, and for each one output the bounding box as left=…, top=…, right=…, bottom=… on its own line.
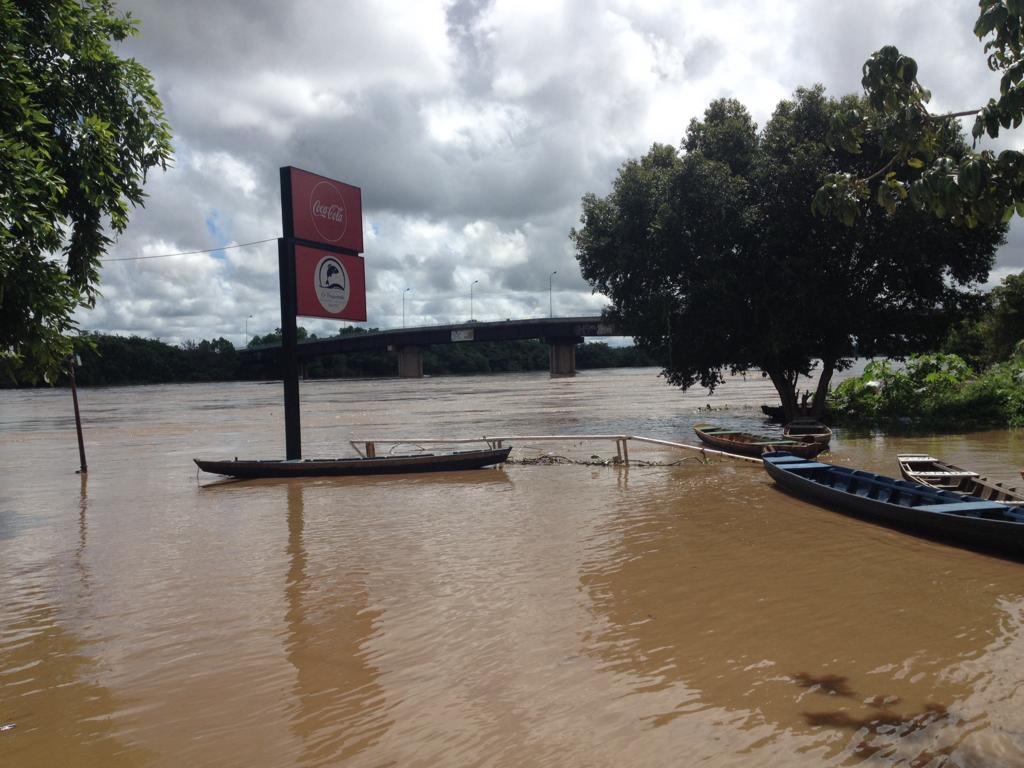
left=546, top=336, right=582, bottom=377
left=396, top=345, right=424, bottom=378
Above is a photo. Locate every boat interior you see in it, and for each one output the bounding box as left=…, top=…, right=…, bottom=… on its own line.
left=765, top=454, right=1024, bottom=522
left=695, top=427, right=802, bottom=446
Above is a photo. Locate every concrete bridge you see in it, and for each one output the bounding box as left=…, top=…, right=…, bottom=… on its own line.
left=241, top=316, right=621, bottom=377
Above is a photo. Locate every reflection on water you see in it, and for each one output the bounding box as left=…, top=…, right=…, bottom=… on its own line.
left=283, top=482, right=392, bottom=763
left=578, top=464, right=1024, bottom=763
left=0, top=469, right=150, bottom=767
left=1, top=369, right=1024, bottom=767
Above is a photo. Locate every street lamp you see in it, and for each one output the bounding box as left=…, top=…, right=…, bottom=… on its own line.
left=470, top=279, right=479, bottom=321
left=402, top=287, right=411, bottom=328
left=549, top=271, right=557, bottom=318
left=244, top=314, right=254, bottom=347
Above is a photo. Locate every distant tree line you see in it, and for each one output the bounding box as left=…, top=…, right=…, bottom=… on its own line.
left=0, top=326, right=661, bottom=387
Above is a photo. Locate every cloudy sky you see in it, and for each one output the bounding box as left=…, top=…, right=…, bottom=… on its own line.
left=81, top=0, right=1024, bottom=346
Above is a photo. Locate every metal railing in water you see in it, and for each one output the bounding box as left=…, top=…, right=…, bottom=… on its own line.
left=348, top=434, right=764, bottom=465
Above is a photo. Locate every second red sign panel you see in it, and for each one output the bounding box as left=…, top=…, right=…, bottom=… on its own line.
left=294, top=244, right=367, bottom=321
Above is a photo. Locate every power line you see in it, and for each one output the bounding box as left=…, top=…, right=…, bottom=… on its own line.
left=103, top=237, right=278, bottom=262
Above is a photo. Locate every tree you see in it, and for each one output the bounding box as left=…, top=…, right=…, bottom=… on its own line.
left=0, top=0, right=172, bottom=384
left=814, top=2, right=1024, bottom=228
left=945, top=270, right=1024, bottom=365
left=572, top=87, right=1005, bottom=422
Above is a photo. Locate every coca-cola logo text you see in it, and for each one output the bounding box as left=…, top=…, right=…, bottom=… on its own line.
left=308, top=181, right=347, bottom=243
left=312, top=201, right=345, bottom=223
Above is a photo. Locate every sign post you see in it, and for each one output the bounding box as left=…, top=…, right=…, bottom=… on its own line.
left=278, top=166, right=366, bottom=459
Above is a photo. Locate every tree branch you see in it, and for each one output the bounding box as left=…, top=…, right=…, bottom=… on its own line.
left=864, top=155, right=899, bottom=183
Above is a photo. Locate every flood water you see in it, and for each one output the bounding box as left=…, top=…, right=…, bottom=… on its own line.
left=3, top=367, right=1024, bottom=767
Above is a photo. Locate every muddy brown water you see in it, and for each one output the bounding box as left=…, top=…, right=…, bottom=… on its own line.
left=2, top=368, right=1024, bottom=767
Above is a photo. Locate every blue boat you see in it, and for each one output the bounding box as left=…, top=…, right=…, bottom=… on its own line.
left=762, top=452, right=1024, bottom=557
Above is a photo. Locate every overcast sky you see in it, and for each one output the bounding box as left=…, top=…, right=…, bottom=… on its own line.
left=80, top=0, right=1024, bottom=346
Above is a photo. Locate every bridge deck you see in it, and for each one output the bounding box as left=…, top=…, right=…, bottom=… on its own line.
left=241, top=316, right=621, bottom=360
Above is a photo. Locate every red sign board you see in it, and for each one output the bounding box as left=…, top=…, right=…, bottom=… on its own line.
left=284, top=167, right=364, bottom=253
left=294, top=244, right=367, bottom=321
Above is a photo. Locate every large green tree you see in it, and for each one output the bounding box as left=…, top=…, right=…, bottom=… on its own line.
left=814, top=1, right=1024, bottom=228
left=0, top=0, right=172, bottom=383
left=572, top=87, right=1005, bottom=421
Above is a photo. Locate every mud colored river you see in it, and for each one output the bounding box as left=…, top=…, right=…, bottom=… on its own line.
left=3, top=368, right=1024, bottom=767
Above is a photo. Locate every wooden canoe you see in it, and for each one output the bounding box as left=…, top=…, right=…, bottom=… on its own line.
left=194, top=447, right=512, bottom=479
left=762, top=451, right=1024, bottom=557
left=693, top=424, right=827, bottom=459
left=897, top=454, right=1024, bottom=507
left=783, top=418, right=833, bottom=445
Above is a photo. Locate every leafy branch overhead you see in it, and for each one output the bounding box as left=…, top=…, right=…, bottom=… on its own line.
left=813, top=0, right=1024, bottom=228
left=0, top=0, right=173, bottom=384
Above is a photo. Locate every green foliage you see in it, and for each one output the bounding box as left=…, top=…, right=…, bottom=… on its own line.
left=0, top=0, right=173, bottom=384
left=829, top=352, right=1024, bottom=429
left=63, top=333, right=238, bottom=386
left=944, top=270, right=1024, bottom=366
left=573, top=87, right=1004, bottom=422
left=816, top=2, right=1024, bottom=227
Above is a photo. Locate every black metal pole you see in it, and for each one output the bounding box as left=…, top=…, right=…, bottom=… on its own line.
left=278, top=237, right=301, bottom=459
left=69, top=359, right=87, bottom=473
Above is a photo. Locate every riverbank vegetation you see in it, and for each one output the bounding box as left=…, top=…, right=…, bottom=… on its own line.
left=829, top=352, right=1024, bottom=430
left=829, top=271, right=1024, bottom=430
left=0, top=328, right=659, bottom=387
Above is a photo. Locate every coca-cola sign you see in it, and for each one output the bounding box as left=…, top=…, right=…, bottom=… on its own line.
left=310, top=182, right=347, bottom=243
left=282, top=166, right=363, bottom=253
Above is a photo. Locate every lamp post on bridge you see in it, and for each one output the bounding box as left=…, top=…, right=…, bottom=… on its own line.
left=244, top=314, right=254, bottom=347
left=470, top=279, right=479, bottom=322
left=549, top=271, right=557, bottom=318
left=402, top=287, right=411, bottom=328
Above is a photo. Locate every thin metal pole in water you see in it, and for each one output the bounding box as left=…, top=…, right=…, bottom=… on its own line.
left=68, top=357, right=87, bottom=473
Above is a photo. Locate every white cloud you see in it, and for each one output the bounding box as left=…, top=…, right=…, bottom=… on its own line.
left=78, top=0, right=1024, bottom=347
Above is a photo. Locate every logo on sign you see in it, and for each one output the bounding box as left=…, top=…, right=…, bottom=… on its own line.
left=315, top=255, right=350, bottom=314
left=309, top=181, right=347, bottom=243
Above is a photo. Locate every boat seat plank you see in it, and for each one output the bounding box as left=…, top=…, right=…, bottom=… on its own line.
left=915, top=501, right=1007, bottom=514
left=766, top=454, right=811, bottom=462
left=780, top=462, right=831, bottom=470
left=911, top=471, right=979, bottom=477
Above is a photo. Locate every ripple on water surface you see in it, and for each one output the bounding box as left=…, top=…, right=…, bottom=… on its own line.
left=2, top=371, right=1024, bottom=767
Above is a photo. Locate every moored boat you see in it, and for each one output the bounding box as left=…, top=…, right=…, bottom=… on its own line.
left=762, top=452, right=1024, bottom=557
left=194, top=446, right=512, bottom=479
left=783, top=418, right=832, bottom=445
left=693, top=424, right=827, bottom=459
left=897, top=454, right=1024, bottom=506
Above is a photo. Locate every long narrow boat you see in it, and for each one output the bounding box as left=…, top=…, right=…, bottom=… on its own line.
left=897, top=454, right=1024, bottom=506
left=693, top=424, right=827, bottom=459
left=783, top=418, right=833, bottom=445
left=194, top=447, right=512, bottom=479
left=762, top=452, right=1024, bottom=557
